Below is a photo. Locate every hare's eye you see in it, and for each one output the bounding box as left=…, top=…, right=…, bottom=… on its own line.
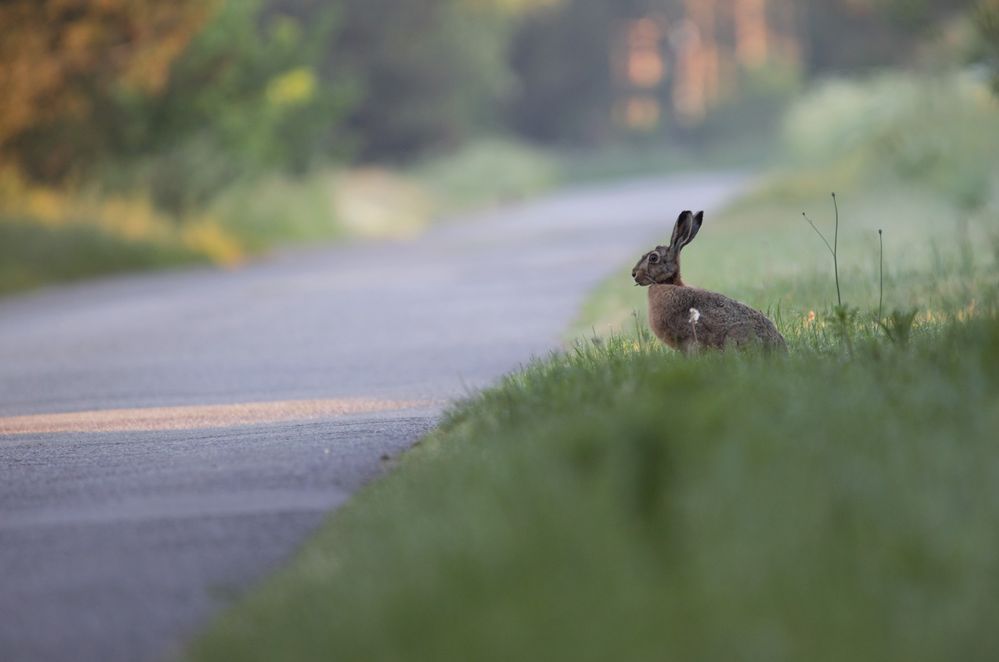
left=648, top=253, right=659, bottom=264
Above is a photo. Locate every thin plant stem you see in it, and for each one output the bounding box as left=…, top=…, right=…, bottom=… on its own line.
left=801, top=192, right=843, bottom=308
left=831, top=192, right=842, bottom=308
left=878, top=229, right=884, bottom=324
left=802, top=212, right=835, bottom=257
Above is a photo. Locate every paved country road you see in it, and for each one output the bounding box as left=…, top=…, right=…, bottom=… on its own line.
left=0, top=173, right=745, bottom=662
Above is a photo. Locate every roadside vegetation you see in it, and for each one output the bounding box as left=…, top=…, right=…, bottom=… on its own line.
left=11, top=0, right=992, bottom=296
left=0, top=0, right=553, bottom=294
left=189, top=70, right=999, bottom=661
left=0, top=138, right=564, bottom=295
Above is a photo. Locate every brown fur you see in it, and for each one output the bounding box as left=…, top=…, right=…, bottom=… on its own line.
left=632, top=210, right=786, bottom=353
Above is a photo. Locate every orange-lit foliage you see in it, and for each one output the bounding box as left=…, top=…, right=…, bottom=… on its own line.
left=735, top=0, right=769, bottom=67
left=0, top=0, right=213, bottom=180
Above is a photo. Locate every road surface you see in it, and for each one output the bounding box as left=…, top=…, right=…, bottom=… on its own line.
left=0, top=174, right=745, bottom=661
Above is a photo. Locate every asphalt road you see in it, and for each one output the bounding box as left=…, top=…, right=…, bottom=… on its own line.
left=0, top=173, right=745, bottom=661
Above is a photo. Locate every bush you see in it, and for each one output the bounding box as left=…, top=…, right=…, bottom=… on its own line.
left=415, top=138, right=561, bottom=214
left=0, top=168, right=243, bottom=292
left=782, top=72, right=999, bottom=211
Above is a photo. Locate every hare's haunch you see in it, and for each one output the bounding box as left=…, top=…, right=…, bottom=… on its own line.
left=631, top=210, right=786, bottom=353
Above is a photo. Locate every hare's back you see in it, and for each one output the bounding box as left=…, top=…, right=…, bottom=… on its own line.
left=687, top=289, right=785, bottom=349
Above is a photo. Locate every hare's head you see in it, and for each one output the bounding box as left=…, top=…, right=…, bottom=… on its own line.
left=632, top=210, right=703, bottom=286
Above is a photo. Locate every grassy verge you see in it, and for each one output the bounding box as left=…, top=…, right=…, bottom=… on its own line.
left=190, top=311, right=999, bottom=662
left=0, top=182, right=243, bottom=295
left=0, top=138, right=562, bottom=295
left=189, top=71, right=999, bottom=662
left=0, top=219, right=209, bottom=295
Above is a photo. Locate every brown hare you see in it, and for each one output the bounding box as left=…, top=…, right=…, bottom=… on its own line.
left=632, top=210, right=786, bottom=353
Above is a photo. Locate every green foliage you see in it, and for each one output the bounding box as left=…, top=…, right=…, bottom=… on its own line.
left=692, top=61, right=804, bottom=144
left=1, top=0, right=986, bottom=195
left=3, top=1, right=994, bottom=296
left=112, top=0, right=353, bottom=213
left=782, top=72, right=999, bottom=211
left=0, top=218, right=208, bottom=295
left=161, top=2, right=348, bottom=169
left=207, top=170, right=344, bottom=251
left=0, top=0, right=356, bottom=215
left=415, top=138, right=561, bottom=213
left=0, top=136, right=568, bottom=294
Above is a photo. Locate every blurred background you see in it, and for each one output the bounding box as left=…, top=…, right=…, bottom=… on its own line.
left=1, top=0, right=997, bottom=294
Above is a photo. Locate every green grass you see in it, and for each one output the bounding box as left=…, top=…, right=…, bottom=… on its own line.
left=207, top=170, right=348, bottom=252
left=189, top=70, right=999, bottom=661
left=0, top=218, right=213, bottom=296
left=190, top=308, right=999, bottom=662
left=575, top=178, right=999, bottom=339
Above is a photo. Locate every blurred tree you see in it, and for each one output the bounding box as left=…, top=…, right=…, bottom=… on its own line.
left=4, top=0, right=982, bottom=212
left=799, top=0, right=976, bottom=72
left=974, top=0, right=999, bottom=93
left=0, top=0, right=210, bottom=182
left=507, top=0, right=806, bottom=146
left=119, top=0, right=354, bottom=211
left=0, top=0, right=354, bottom=212
left=507, top=0, right=680, bottom=145
left=507, top=0, right=617, bottom=144
left=325, top=0, right=521, bottom=161
left=506, top=0, right=984, bottom=147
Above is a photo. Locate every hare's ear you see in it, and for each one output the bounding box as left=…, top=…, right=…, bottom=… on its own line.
left=670, top=210, right=703, bottom=252
left=685, top=211, right=704, bottom=246
left=669, top=210, right=693, bottom=248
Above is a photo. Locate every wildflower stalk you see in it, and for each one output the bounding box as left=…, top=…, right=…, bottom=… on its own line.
left=802, top=192, right=842, bottom=308
left=878, top=229, right=884, bottom=324
left=832, top=192, right=841, bottom=308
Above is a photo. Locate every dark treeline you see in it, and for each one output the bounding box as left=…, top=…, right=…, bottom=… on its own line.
left=0, top=0, right=992, bottom=212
